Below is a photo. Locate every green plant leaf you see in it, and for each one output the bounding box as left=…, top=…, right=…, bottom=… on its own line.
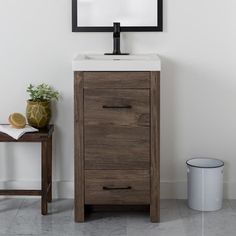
left=26, top=83, right=60, bottom=102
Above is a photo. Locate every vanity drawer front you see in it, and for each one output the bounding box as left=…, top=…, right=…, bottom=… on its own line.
left=84, top=89, right=150, bottom=127
left=84, top=72, right=150, bottom=89
left=85, top=170, right=150, bottom=205
left=84, top=126, right=150, bottom=169
left=84, top=89, right=150, bottom=169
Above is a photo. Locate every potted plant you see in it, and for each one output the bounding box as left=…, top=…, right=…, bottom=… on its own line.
left=26, top=83, right=59, bottom=128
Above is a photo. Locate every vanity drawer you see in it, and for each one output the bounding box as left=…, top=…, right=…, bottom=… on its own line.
left=85, top=170, right=150, bottom=205
left=84, top=126, right=150, bottom=169
left=84, top=89, right=150, bottom=169
left=84, top=89, right=150, bottom=127
left=84, top=72, right=150, bottom=89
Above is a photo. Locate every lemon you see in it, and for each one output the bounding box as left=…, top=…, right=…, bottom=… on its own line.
left=9, top=113, right=26, bottom=129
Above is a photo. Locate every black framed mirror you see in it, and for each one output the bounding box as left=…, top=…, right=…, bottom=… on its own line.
left=72, top=0, right=163, bottom=32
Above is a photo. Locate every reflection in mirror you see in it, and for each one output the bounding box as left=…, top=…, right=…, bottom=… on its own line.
left=72, top=0, right=163, bottom=32
left=78, top=0, right=157, bottom=26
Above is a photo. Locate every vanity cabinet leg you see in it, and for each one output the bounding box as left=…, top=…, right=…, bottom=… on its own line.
left=150, top=197, right=160, bottom=222
left=75, top=202, right=85, bottom=222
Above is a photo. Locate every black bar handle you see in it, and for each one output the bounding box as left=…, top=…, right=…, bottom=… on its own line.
left=103, top=186, right=132, bottom=191
left=102, top=105, right=132, bottom=109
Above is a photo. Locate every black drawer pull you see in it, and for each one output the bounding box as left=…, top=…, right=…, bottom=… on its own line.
left=103, top=186, right=132, bottom=191
left=102, top=105, right=132, bottom=109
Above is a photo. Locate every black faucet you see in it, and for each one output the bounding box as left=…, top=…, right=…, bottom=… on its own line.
left=113, top=22, right=121, bottom=54
left=105, top=22, right=129, bottom=55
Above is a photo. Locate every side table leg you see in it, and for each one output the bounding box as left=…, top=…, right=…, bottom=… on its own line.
left=47, top=136, right=52, bottom=203
left=42, top=141, right=48, bottom=215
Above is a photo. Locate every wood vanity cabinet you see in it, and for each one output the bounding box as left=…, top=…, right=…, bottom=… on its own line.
left=74, top=71, right=160, bottom=222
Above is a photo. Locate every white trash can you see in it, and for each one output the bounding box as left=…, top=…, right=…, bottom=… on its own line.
left=186, top=158, right=224, bottom=211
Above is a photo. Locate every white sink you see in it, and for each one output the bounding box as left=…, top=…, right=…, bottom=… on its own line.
left=72, top=54, right=161, bottom=71
left=85, top=54, right=156, bottom=61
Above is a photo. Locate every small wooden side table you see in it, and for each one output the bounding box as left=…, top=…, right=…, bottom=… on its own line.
left=0, top=125, right=54, bottom=215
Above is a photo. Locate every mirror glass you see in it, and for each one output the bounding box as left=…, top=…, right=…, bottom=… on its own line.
left=72, top=0, right=162, bottom=32
left=78, top=0, right=157, bottom=27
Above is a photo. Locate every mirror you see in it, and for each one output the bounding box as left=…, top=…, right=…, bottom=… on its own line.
left=72, top=0, right=163, bottom=32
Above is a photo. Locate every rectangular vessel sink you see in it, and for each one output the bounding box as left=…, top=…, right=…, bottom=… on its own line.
left=73, top=54, right=161, bottom=71
left=85, top=54, right=157, bottom=61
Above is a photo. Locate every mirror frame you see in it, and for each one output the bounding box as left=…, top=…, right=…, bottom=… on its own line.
left=72, top=0, right=163, bottom=32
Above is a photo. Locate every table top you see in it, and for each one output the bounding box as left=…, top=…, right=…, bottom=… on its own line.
left=0, top=125, right=54, bottom=142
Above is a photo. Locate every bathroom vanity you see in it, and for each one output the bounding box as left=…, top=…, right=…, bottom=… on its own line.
left=73, top=54, right=161, bottom=222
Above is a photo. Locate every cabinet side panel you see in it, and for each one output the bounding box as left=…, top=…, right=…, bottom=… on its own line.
left=74, top=72, right=84, bottom=222
left=150, top=71, right=160, bottom=222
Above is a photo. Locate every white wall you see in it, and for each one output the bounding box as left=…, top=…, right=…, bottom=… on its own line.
left=0, top=0, right=236, bottom=199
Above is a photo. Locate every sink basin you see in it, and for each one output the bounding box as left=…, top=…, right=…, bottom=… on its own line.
left=73, top=54, right=161, bottom=71
left=84, top=54, right=157, bottom=61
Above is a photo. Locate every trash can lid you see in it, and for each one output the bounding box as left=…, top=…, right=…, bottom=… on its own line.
left=186, top=158, right=224, bottom=168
